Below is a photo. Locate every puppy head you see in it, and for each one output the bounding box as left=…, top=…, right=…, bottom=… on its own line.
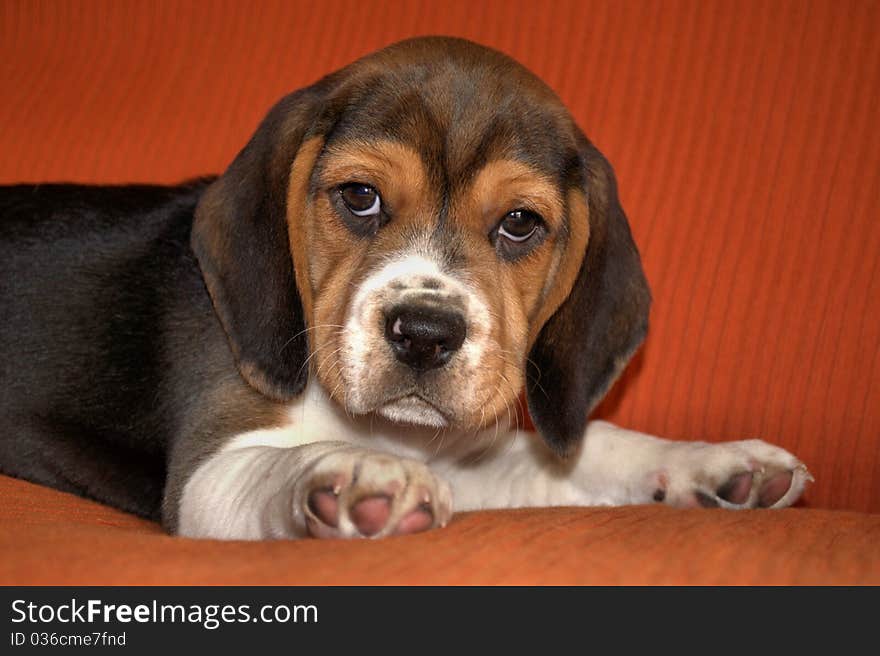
left=193, top=37, right=650, bottom=456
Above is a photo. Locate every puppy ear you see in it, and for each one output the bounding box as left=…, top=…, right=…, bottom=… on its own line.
left=192, top=86, right=325, bottom=401
left=526, top=139, right=651, bottom=456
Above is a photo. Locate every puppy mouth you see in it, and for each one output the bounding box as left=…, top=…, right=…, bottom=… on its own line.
left=376, top=394, right=450, bottom=428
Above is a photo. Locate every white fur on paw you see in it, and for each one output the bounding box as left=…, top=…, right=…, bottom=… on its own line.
left=298, top=449, right=453, bottom=539
left=651, top=439, right=813, bottom=510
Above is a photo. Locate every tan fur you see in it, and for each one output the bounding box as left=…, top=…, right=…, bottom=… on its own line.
left=286, top=137, right=325, bottom=326
left=289, top=140, right=434, bottom=401
left=526, top=189, right=590, bottom=348
left=452, top=159, right=574, bottom=347
left=445, top=160, right=588, bottom=424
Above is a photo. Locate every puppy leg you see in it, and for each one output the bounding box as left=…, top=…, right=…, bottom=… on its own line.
left=575, top=422, right=813, bottom=508
left=177, top=442, right=452, bottom=540
left=443, top=421, right=812, bottom=511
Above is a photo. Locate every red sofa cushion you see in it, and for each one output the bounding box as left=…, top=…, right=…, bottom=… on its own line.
left=2, top=475, right=878, bottom=585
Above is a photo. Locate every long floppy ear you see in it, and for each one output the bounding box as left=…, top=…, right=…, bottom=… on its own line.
left=526, top=139, right=651, bottom=456
left=192, top=86, right=327, bottom=401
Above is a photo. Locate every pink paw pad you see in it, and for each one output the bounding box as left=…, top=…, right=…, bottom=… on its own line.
left=307, top=488, right=340, bottom=527
left=717, top=471, right=754, bottom=505
left=395, top=505, right=434, bottom=535
left=350, top=495, right=392, bottom=536
left=758, top=470, right=794, bottom=507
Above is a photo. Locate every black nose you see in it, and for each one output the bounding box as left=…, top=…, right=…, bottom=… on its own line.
left=384, top=306, right=467, bottom=371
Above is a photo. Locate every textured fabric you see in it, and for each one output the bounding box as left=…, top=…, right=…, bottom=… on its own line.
left=1, top=475, right=878, bottom=585
left=0, top=0, right=878, bottom=585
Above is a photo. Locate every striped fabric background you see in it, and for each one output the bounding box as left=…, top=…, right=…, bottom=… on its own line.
left=1, top=0, right=877, bottom=512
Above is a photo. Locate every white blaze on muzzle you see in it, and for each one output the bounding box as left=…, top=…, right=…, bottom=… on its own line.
left=339, top=249, right=493, bottom=427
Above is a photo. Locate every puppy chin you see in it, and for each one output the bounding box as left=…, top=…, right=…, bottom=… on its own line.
left=378, top=395, right=449, bottom=428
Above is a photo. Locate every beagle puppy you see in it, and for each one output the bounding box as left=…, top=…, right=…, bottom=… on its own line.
left=0, top=37, right=811, bottom=539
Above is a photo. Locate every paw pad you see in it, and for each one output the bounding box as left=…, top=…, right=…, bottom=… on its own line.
left=659, top=440, right=812, bottom=509
left=307, top=487, right=341, bottom=527
left=350, top=495, right=392, bottom=536
left=757, top=470, right=794, bottom=508
left=301, top=450, right=452, bottom=539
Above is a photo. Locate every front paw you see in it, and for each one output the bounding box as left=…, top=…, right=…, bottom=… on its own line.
left=654, top=439, right=813, bottom=509
left=298, top=449, right=453, bottom=539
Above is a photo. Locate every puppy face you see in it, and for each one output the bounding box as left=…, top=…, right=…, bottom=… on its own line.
left=284, top=44, right=590, bottom=430
left=194, top=37, right=650, bottom=454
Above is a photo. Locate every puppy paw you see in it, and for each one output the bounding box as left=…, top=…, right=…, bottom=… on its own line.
left=299, top=449, right=453, bottom=539
left=651, top=439, right=813, bottom=509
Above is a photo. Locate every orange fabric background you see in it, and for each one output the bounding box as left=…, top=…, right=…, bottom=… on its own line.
left=0, top=0, right=878, bottom=520
left=2, top=475, right=878, bottom=585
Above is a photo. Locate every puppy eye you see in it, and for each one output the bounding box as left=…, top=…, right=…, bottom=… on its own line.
left=498, top=209, right=540, bottom=242
left=340, top=183, right=381, bottom=217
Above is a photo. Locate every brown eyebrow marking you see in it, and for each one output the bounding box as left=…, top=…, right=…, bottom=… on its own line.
left=316, top=139, right=427, bottom=194
left=454, top=159, right=565, bottom=233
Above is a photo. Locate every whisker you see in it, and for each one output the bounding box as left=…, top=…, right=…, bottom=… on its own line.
left=494, top=368, right=524, bottom=428
left=278, top=323, right=345, bottom=355
left=292, top=333, right=344, bottom=382
left=432, top=430, right=446, bottom=457
left=466, top=385, right=502, bottom=466
left=313, top=345, right=346, bottom=380
left=427, top=423, right=445, bottom=454
left=492, top=348, right=549, bottom=404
